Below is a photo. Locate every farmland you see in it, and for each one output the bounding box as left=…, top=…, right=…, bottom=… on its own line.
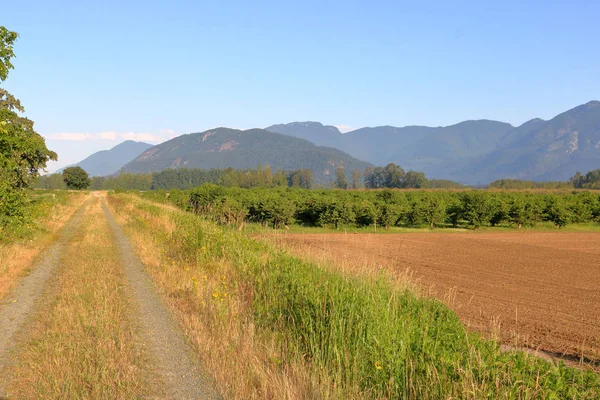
left=269, top=231, right=600, bottom=363
left=1, top=189, right=599, bottom=398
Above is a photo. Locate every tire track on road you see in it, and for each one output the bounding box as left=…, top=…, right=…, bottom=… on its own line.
left=0, top=197, right=90, bottom=397
left=102, top=198, right=219, bottom=399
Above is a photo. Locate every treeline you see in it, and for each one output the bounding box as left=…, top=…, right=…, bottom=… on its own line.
left=363, top=164, right=430, bottom=189
left=37, top=163, right=464, bottom=191
left=488, top=179, right=573, bottom=190
left=36, top=167, right=316, bottom=190
left=488, top=169, right=600, bottom=190
left=138, top=186, right=600, bottom=229
left=571, top=169, right=600, bottom=189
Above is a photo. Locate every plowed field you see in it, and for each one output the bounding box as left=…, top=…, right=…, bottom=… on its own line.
left=273, top=232, right=600, bottom=362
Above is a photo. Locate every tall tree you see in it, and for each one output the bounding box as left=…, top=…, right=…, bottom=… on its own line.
left=383, top=163, right=405, bottom=188
left=62, top=166, right=91, bottom=190
left=335, top=167, right=348, bottom=189
left=351, top=169, right=362, bottom=189
left=1, top=27, right=57, bottom=227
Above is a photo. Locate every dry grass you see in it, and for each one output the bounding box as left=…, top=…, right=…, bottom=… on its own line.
left=0, top=192, right=87, bottom=300
left=9, top=197, right=154, bottom=399
left=108, top=195, right=357, bottom=399
left=109, top=194, right=600, bottom=399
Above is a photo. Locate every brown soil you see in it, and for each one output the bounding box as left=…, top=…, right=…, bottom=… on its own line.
left=271, top=231, right=600, bottom=362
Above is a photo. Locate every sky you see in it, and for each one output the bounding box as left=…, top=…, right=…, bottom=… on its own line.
left=3, top=0, right=600, bottom=172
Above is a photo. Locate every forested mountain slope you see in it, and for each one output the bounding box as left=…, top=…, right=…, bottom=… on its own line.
left=267, top=101, right=600, bottom=184
left=120, top=128, right=372, bottom=185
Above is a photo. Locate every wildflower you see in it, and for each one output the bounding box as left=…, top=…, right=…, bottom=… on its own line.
left=374, top=361, right=382, bottom=370
left=212, top=292, right=219, bottom=299
left=201, top=245, right=207, bottom=254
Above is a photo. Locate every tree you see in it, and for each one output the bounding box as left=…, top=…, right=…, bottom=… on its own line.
left=335, top=167, right=348, bottom=189
left=62, top=166, right=91, bottom=190
left=1, top=27, right=57, bottom=227
left=545, top=196, right=570, bottom=228
left=460, top=191, right=495, bottom=228
left=403, top=170, right=427, bottom=188
left=351, top=169, right=362, bottom=189
left=383, top=163, right=405, bottom=188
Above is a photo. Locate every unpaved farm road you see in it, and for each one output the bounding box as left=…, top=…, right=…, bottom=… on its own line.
left=274, top=232, right=600, bottom=364
left=0, top=194, right=219, bottom=399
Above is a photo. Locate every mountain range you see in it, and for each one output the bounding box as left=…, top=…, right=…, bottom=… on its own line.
left=267, top=101, right=600, bottom=184
left=58, top=140, right=152, bottom=177
left=63, top=100, right=600, bottom=185
left=120, top=128, right=372, bottom=185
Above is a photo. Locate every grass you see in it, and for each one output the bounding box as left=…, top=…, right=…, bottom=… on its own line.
left=243, top=221, right=600, bottom=235
left=0, top=190, right=86, bottom=300
left=108, top=192, right=600, bottom=399
left=9, top=196, right=155, bottom=399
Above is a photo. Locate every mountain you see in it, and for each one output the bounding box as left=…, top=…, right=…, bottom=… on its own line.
left=59, top=141, right=153, bottom=177
left=266, top=101, right=600, bottom=184
left=267, top=120, right=518, bottom=177
left=120, top=128, right=372, bottom=185
left=265, top=122, right=343, bottom=149
left=457, top=101, right=600, bottom=183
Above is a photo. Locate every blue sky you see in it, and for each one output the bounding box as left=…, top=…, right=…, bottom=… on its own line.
left=3, top=0, right=599, bottom=172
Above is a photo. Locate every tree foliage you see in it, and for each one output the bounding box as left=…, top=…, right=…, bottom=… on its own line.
left=1, top=27, right=57, bottom=228
left=140, top=185, right=600, bottom=231
left=335, top=167, right=348, bottom=189
left=571, top=169, right=600, bottom=189
left=62, top=166, right=91, bottom=190
left=364, top=163, right=449, bottom=189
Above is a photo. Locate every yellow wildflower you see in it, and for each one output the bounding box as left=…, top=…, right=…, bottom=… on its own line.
left=374, top=361, right=382, bottom=370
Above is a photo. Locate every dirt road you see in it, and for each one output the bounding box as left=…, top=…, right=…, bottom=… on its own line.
left=273, top=232, right=600, bottom=362
left=0, top=194, right=218, bottom=399
left=0, top=198, right=90, bottom=396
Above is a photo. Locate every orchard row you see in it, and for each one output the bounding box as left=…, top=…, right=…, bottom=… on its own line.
left=138, top=185, right=600, bottom=229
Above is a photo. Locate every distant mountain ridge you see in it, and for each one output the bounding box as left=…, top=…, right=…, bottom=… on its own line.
left=267, top=101, right=600, bottom=184
left=64, top=101, right=599, bottom=185
left=59, top=140, right=152, bottom=177
left=120, top=128, right=372, bottom=185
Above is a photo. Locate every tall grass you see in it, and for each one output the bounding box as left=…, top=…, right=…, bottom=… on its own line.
left=0, top=191, right=85, bottom=300
left=10, top=198, right=153, bottom=398
left=109, top=193, right=600, bottom=399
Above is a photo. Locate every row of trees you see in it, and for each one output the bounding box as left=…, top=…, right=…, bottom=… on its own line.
left=489, top=179, right=575, bottom=190
left=38, top=163, right=466, bottom=192
left=334, top=163, right=462, bottom=190
left=363, top=164, right=429, bottom=189
left=37, top=166, right=315, bottom=191
left=139, top=186, right=600, bottom=230
left=1, top=27, right=56, bottom=230
left=571, top=169, right=600, bottom=189
left=488, top=170, right=600, bottom=190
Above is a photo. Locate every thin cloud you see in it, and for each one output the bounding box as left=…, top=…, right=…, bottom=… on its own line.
left=335, top=124, right=355, bottom=133
left=159, top=128, right=176, bottom=138
left=44, top=130, right=175, bottom=143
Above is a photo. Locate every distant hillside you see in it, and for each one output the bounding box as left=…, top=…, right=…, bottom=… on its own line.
left=120, top=128, right=372, bottom=185
left=265, top=122, right=343, bottom=149
left=266, top=101, right=600, bottom=184
left=456, top=101, right=600, bottom=183
left=266, top=120, right=516, bottom=174
left=59, top=140, right=152, bottom=177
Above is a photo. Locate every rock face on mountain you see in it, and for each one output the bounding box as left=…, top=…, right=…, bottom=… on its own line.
left=59, top=140, right=152, bottom=177
left=267, top=101, right=600, bottom=184
left=120, top=128, right=372, bottom=185
left=458, top=101, right=600, bottom=182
